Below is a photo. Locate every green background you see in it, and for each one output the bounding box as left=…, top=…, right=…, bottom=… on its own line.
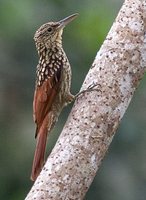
left=0, top=0, right=146, bottom=199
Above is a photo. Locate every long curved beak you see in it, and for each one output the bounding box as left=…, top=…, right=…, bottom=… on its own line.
left=58, top=13, right=79, bottom=29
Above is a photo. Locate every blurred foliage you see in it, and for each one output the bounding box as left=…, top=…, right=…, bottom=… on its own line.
left=0, top=0, right=146, bottom=199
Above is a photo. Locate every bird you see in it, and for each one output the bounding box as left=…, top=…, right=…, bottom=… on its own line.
left=31, top=13, right=79, bottom=181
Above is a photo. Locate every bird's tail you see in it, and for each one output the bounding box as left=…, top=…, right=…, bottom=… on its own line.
left=31, top=113, right=57, bottom=181
left=30, top=127, right=48, bottom=181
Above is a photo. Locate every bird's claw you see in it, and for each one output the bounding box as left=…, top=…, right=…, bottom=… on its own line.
left=75, top=82, right=100, bottom=99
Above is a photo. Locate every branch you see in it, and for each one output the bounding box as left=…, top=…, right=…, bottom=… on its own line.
left=26, top=0, right=146, bottom=199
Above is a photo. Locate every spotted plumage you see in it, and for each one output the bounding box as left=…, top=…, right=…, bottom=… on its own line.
left=36, top=47, right=64, bottom=86
left=31, top=14, right=78, bottom=181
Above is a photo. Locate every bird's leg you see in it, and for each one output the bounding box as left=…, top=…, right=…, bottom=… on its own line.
left=75, top=82, right=100, bottom=99
left=65, top=93, right=75, bottom=104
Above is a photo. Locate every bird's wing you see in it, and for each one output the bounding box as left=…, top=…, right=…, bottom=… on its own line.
left=33, top=64, right=62, bottom=138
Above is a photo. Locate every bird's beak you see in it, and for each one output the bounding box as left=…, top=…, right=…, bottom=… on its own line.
left=57, top=13, right=79, bottom=29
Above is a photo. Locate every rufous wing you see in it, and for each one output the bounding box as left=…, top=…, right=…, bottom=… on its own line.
left=31, top=65, right=62, bottom=181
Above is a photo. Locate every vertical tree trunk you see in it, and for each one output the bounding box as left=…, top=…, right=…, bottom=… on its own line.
left=26, top=0, right=146, bottom=199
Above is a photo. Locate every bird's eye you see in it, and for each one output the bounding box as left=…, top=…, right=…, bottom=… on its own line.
left=47, top=27, right=53, bottom=32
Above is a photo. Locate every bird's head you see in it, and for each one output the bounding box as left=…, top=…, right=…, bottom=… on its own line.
left=34, top=13, right=78, bottom=49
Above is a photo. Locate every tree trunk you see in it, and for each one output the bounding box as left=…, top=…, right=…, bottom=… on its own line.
left=25, top=0, right=146, bottom=199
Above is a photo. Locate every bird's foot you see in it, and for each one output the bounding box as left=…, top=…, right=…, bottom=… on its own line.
left=75, top=82, right=100, bottom=99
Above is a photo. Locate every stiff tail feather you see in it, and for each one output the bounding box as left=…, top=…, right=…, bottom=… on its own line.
left=31, top=128, right=48, bottom=181
left=31, top=113, right=56, bottom=181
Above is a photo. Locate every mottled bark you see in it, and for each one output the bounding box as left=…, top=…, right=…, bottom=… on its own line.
left=26, top=0, right=146, bottom=199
